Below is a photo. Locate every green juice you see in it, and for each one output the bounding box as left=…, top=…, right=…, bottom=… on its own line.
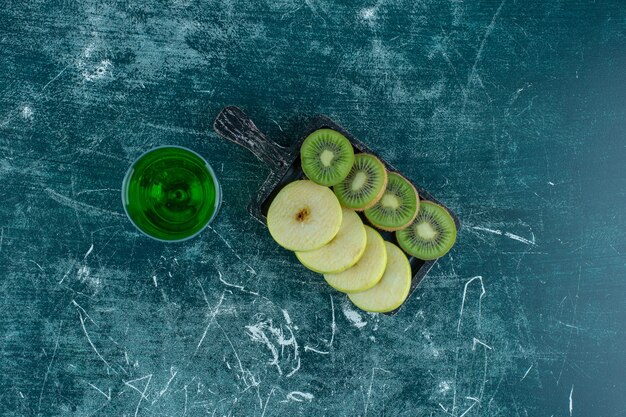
left=122, top=146, right=220, bottom=241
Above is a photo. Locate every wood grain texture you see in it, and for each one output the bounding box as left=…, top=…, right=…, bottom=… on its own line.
left=1, top=0, right=625, bottom=416
left=214, top=106, right=289, bottom=168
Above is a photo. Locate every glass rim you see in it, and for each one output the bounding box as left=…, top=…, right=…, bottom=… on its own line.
left=121, top=145, right=222, bottom=243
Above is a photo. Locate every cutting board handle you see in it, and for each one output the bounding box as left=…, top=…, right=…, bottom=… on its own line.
left=213, top=106, right=289, bottom=168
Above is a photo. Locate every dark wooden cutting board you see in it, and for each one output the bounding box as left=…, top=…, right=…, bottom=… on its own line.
left=213, top=106, right=461, bottom=315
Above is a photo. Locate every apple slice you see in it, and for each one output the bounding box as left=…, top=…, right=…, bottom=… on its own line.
left=295, top=209, right=367, bottom=273
left=267, top=180, right=342, bottom=251
left=348, top=241, right=411, bottom=313
left=323, top=226, right=387, bottom=293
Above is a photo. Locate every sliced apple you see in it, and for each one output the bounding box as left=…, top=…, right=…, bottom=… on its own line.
left=348, top=241, right=411, bottom=313
left=323, top=226, right=387, bottom=293
left=267, top=180, right=342, bottom=251
left=295, top=209, right=367, bottom=274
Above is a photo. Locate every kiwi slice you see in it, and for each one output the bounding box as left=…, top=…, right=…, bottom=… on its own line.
left=396, top=201, right=457, bottom=260
left=300, top=129, right=355, bottom=186
left=364, top=173, right=419, bottom=231
left=333, top=154, right=388, bottom=210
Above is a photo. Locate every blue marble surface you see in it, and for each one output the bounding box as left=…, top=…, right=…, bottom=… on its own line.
left=1, top=0, right=624, bottom=416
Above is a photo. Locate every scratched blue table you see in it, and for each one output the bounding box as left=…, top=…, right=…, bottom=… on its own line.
left=1, top=1, right=625, bottom=416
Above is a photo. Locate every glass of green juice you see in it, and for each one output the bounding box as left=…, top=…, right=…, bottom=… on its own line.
left=122, top=146, right=221, bottom=242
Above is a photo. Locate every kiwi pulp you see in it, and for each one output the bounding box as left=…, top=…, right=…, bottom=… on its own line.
left=300, top=129, right=355, bottom=186
left=396, top=201, right=457, bottom=260
left=364, top=173, right=419, bottom=231
left=333, top=154, right=387, bottom=210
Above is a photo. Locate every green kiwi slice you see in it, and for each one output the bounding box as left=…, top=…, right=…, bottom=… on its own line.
left=333, top=154, right=388, bottom=210
left=364, top=173, right=419, bottom=231
left=300, top=129, right=355, bottom=186
left=396, top=201, right=457, bottom=260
